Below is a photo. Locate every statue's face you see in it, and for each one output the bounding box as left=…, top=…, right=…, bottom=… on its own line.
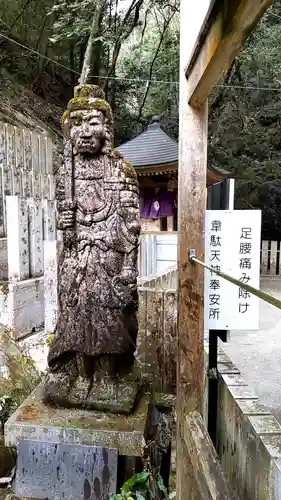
left=69, top=109, right=106, bottom=154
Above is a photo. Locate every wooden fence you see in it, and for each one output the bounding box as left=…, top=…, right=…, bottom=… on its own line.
left=261, top=241, right=281, bottom=276
left=137, top=266, right=177, bottom=394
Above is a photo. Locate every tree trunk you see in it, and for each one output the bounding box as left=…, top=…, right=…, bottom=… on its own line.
left=137, top=15, right=175, bottom=121
left=36, top=18, right=50, bottom=77
left=79, top=0, right=104, bottom=86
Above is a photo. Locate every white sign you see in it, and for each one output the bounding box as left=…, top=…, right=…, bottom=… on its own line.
left=204, top=210, right=261, bottom=331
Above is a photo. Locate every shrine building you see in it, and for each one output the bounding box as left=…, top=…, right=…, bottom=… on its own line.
left=118, top=116, right=229, bottom=232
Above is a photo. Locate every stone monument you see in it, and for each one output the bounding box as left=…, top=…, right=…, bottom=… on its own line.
left=44, top=84, right=141, bottom=414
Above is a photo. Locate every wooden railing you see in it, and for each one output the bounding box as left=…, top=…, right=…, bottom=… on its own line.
left=138, top=265, right=177, bottom=288
left=137, top=266, right=235, bottom=498
left=137, top=265, right=177, bottom=394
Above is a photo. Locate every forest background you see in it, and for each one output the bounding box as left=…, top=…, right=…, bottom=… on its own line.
left=0, top=0, right=281, bottom=238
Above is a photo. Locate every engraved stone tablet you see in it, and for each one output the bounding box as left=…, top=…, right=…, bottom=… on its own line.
left=16, top=440, right=118, bottom=499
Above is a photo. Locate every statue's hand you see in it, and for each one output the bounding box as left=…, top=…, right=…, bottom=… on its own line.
left=112, top=270, right=137, bottom=304
left=112, top=277, right=132, bottom=304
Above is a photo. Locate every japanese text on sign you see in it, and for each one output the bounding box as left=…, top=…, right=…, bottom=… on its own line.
left=208, top=219, right=222, bottom=322
left=204, top=211, right=261, bottom=331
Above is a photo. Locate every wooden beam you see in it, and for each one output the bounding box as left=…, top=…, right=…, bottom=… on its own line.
left=184, top=0, right=216, bottom=73
left=184, top=412, right=236, bottom=500
left=177, top=1, right=208, bottom=497
left=187, top=0, right=272, bottom=108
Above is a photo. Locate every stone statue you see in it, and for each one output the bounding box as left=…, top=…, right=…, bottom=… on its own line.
left=44, top=85, right=141, bottom=414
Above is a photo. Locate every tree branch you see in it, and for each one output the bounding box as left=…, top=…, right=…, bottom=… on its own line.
left=141, top=7, right=150, bottom=42
left=137, top=12, right=175, bottom=121
left=11, top=0, right=33, bottom=29
left=103, top=0, right=144, bottom=90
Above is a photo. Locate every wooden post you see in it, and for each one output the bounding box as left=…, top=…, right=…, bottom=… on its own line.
left=177, top=0, right=272, bottom=497
left=177, top=3, right=208, bottom=498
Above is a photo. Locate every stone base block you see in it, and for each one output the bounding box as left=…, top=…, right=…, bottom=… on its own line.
left=5, top=384, right=150, bottom=457
left=0, top=277, right=44, bottom=339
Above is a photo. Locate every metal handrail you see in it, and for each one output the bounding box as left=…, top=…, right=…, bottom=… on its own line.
left=189, top=253, right=281, bottom=311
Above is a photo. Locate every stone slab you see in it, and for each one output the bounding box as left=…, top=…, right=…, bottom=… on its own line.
left=0, top=277, right=44, bottom=339
left=5, top=384, right=150, bottom=457
left=15, top=440, right=117, bottom=500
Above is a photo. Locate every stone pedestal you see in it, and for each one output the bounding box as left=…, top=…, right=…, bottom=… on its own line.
left=5, top=384, right=150, bottom=457
left=5, top=384, right=150, bottom=499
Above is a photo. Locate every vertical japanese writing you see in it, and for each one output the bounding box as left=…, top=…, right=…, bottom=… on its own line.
left=208, top=219, right=222, bottom=321
left=239, top=227, right=252, bottom=314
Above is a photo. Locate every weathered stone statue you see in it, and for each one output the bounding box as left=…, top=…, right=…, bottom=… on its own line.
left=44, top=85, right=141, bottom=414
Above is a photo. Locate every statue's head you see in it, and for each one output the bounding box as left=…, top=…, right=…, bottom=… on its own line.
left=61, top=85, right=113, bottom=155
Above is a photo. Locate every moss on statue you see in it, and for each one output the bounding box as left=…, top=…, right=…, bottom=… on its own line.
left=61, top=96, right=114, bottom=131
left=66, top=97, right=112, bottom=120
left=60, top=110, right=69, bottom=129
left=123, top=160, right=137, bottom=180
left=114, top=150, right=124, bottom=159
left=74, top=85, right=105, bottom=99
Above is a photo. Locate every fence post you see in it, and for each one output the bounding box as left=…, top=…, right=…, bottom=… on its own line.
left=261, top=241, right=269, bottom=275
left=270, top=241, right=278, bottom=276
left=7, top=196, right=29, bottom=281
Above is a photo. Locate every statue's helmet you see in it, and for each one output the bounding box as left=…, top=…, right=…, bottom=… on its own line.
left=61, top=85, right=114, bottom=154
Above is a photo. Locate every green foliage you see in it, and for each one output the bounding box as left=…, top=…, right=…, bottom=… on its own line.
left=110, top=472, right=169, bottom=500
left=46, top=334, right=54, bottom=346
left=110, top=472, right=150, bottom=500
left=0, top=329, right=41, bottom=433
left=1, top=0, right=281, bottom=234
left=208, top=1, right=281, bottom=237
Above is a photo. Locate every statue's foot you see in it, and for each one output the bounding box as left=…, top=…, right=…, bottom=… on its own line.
left=86, top=362, right=142, bottom=414
left=44, top=370, right=73, bottom=406
left=44, top=372, right=92, bottom=409
left=67, top=376, right=92, bottom=406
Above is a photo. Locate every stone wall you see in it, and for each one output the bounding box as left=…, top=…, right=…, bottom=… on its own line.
left=204, top=343, right=281, bottom=499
